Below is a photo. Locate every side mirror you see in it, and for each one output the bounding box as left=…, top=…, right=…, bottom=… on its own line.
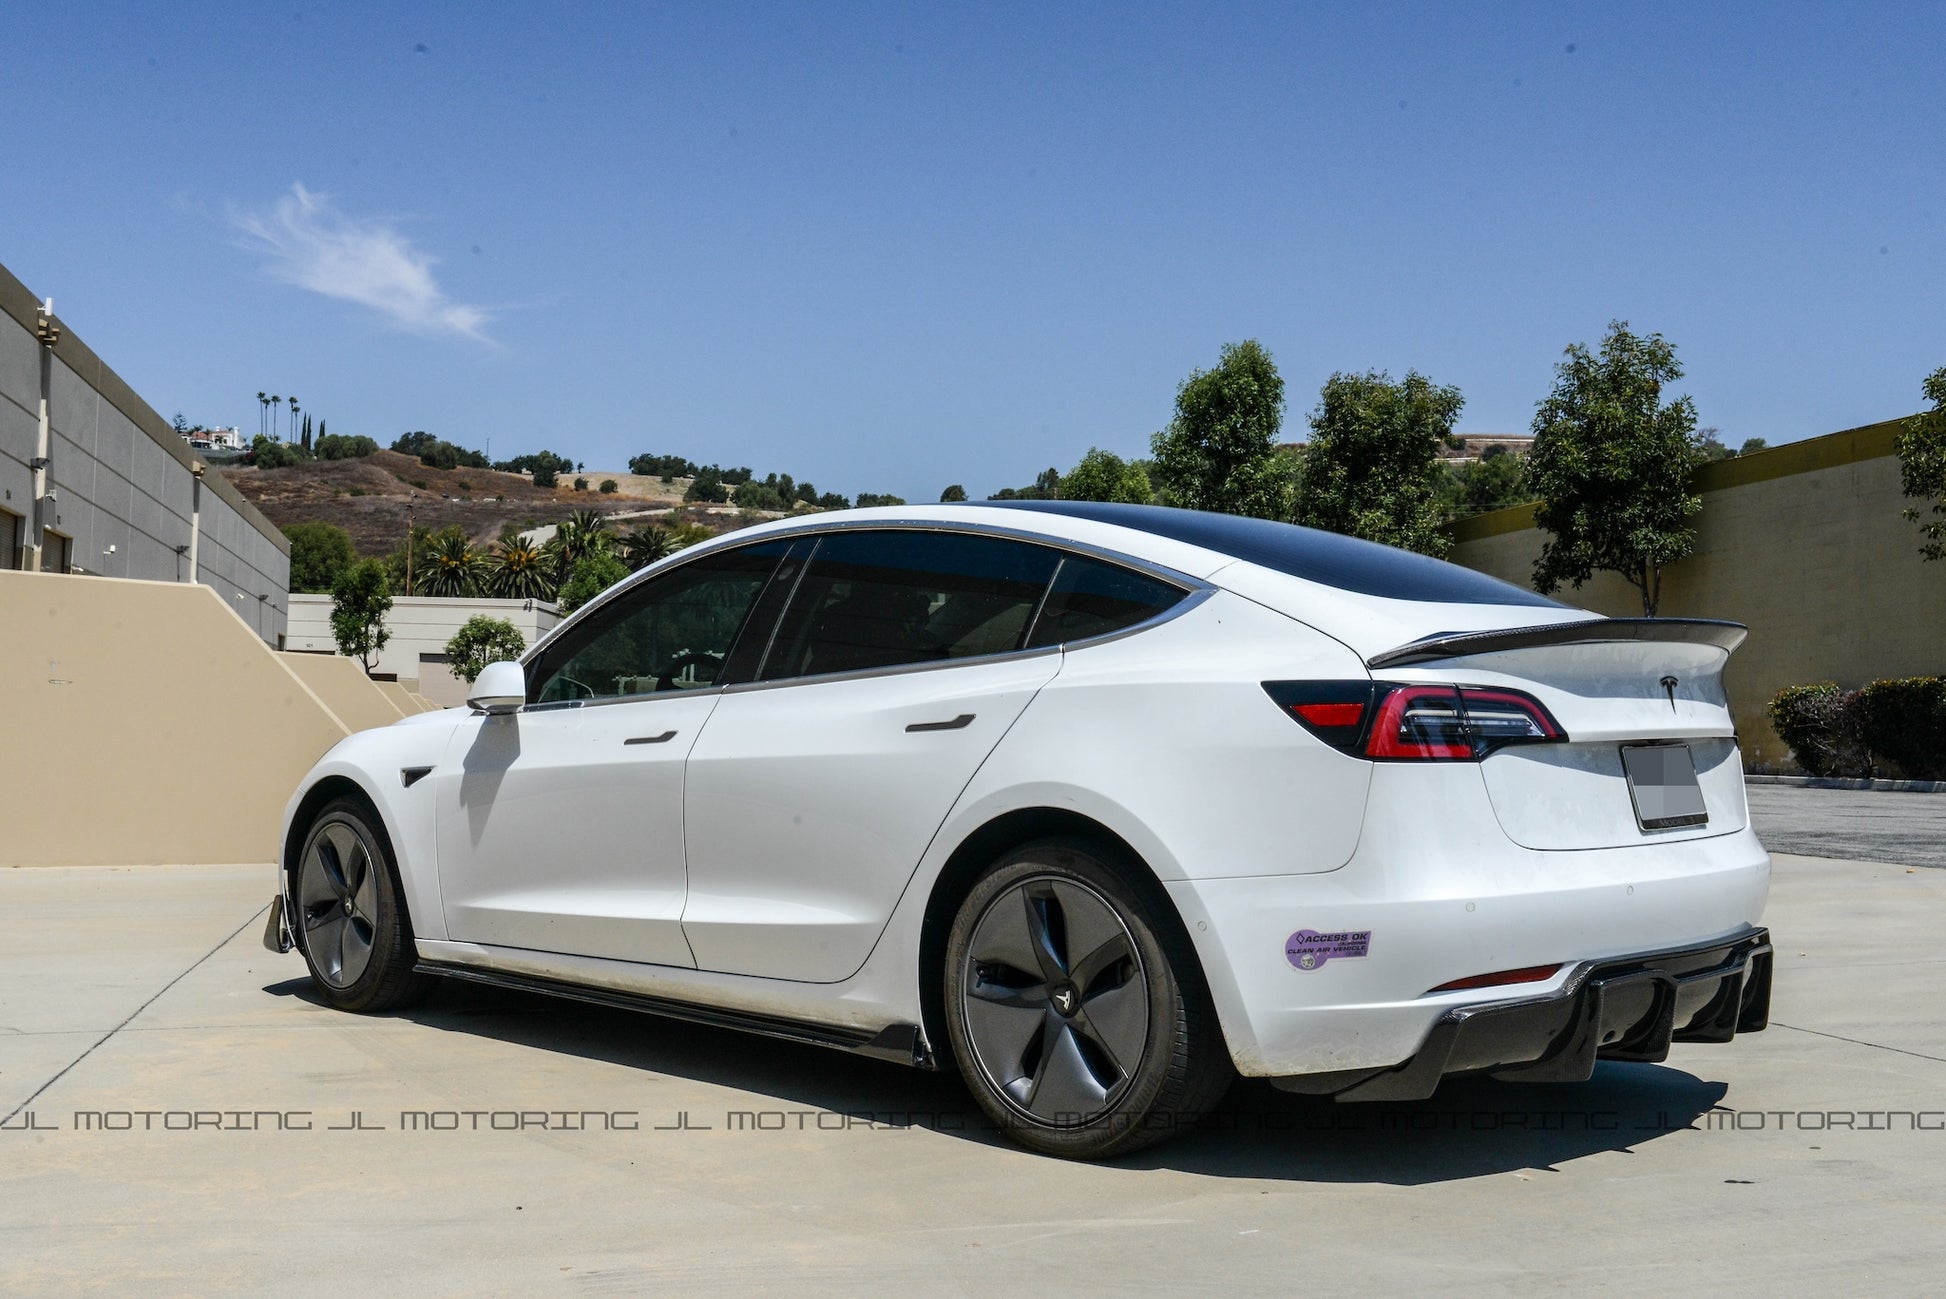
left=468, top=660, right=527, bottom=715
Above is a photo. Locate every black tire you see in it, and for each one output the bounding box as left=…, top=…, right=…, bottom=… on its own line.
left=291, top=796, right=433, bottom=1013
left=943, top=837, right=1232, bottom=1158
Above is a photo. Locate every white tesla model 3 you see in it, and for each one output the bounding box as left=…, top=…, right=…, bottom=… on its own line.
left=267, top=502, right=1771, bottom=1158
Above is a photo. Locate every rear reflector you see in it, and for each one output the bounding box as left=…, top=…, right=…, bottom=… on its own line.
left=1428, top=964, right=1563, bottom=994
left=1263, top=681, right=1566, bottom=761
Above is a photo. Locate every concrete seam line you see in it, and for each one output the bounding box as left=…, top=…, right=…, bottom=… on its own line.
left=0, top=904, right=268, bottom=1127
left=1769, top=1021, right=1946, bottom=1066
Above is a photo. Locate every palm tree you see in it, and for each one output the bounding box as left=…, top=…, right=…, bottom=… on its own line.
left=417, top=529, right=484, bottom=597
left=550, top=509, right=612, bottom=583
left=270, top=396, right=282, bottom=440
left=256, top=391, right=268, bottom=437
left=289, top=396, right=300, bottom=445
left=490, top=537, right=555, bottom=600
left=619, top=525, right=677, bottom=571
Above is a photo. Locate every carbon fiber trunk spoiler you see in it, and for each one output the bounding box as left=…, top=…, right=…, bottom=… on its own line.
left=1366, top=618, right=1749, bottom=670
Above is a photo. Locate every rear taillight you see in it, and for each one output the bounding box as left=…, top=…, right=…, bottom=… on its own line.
left=1263, top=681, right=1565, bottom=761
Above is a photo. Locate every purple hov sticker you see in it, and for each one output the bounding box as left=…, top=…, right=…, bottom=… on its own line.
left=1285, top=929, right=1372, bottom=972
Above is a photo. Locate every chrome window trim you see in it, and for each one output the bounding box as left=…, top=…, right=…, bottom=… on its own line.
left=515, top=520, right=1216, bottom=707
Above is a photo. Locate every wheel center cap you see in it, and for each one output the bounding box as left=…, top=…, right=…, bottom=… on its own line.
left=343, top=898, right=354, bottom=917
left=1051, top=984, right=1078, bottom=1016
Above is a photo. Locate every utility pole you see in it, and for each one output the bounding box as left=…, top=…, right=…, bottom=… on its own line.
left=406, top=492, right=417, bottom=596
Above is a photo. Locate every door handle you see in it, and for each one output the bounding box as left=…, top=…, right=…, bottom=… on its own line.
left=623, top=730, right=679, bottom=745
left=906, top=713, right=975, bottom=733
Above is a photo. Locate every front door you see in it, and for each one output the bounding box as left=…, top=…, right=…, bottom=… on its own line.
left=433, top=539, right=791, bottom=965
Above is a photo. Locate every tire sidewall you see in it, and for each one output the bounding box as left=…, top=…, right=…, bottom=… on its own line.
left=294, top=798, right=412, bottom=1012
left=944, top=839, right=1199, bottom=1157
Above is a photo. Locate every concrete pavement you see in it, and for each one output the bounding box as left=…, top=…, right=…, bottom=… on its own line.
left=3, top=854, right=1943, bottom=1296
left=1747, top=784, right=1946, bottom=868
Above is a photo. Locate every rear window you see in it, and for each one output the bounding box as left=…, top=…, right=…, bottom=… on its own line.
left=982, top=501, right=1564, bottom=607
left=1025, top=555, right=1184, bottom=648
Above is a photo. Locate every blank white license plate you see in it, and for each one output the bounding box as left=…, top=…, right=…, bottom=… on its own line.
left=1622, top=744, right=1709, bottom=830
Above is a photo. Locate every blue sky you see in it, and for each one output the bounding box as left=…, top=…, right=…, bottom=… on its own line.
left=5, top=2, right=1941, bottom=501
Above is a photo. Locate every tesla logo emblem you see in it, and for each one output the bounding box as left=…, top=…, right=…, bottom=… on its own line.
left=1660, top=675, right=1679, bottom=710
left=1052, top=986, right=1077, bottom=1015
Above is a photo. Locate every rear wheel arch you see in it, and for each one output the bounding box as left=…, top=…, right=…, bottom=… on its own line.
left=917, top=807, right=1214, bottom=1070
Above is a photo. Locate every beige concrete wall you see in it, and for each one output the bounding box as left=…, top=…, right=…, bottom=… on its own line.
left=1448, top=420, right=1946, bottom=768
left=279, top=651, right=407, bottom=731
left=0, top=571, right=349, bottom=866
left=373, top=680, right=426, bottom=717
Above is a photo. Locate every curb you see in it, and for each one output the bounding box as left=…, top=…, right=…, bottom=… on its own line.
left=1746, top=774, right=1946, bottom=794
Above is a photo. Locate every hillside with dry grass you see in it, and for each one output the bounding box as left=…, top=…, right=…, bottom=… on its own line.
left=220, top=450, right=732, bottom=555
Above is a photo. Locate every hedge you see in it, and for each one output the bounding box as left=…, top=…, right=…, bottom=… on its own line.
left=1769, top=676, right=1946, bottom=779
left=1856, top=678, right=1946, bottom=780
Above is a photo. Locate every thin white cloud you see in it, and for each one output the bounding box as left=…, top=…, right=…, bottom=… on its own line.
left=233, top=183, right=490, bottom=342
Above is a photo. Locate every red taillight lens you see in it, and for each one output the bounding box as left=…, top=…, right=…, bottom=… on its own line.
left=1428, top=964, right=1563, bottom=993
left=1264, top=681, right=1565, bottom=761
left=1365, top=685, right=1474, bottom=760
left=1293, top=701, right=1366, bottom=729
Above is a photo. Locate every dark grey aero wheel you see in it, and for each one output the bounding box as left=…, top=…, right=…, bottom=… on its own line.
left=293, top=797, right=431, bottom=1013
left=943, top=838, right=1232, bottom=1159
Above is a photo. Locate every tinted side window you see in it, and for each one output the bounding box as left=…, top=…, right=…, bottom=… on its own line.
left=1024, top=555, right=1185, bottom=648
left=529, top=541, right=788, bottom=703
left=761, top=531, right=1059, bottom=681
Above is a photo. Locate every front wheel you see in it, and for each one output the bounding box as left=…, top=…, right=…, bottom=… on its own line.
left=292, top=797, right=432, bottom=1013
left=943, top=838, right=1232, bottom=1158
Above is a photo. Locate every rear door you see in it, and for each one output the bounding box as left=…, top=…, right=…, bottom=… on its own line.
left=680, top=528, right=1066, bottom=982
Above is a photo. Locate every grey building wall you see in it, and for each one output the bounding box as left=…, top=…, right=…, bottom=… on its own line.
left=0, top=260, right=287, bottom=643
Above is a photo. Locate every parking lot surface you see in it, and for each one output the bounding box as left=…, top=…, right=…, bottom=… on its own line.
left=3, top=848, right=1943, bottom=1296
left=1747, top=783, right=1946, bottom=868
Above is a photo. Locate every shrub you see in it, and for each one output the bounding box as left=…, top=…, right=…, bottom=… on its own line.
left=315, top=433, right=379, bottom=460
left=1766, top=684, right=1874, bottom=777
left=1856, top=677, right=1946, bottom=780
left=444, top=616, right=528, bottom=684
left=599, top=479, right=618, bottom=494
left=573, top=476, right=589, bottom=492
left=557, top=550, right=630, bottom=614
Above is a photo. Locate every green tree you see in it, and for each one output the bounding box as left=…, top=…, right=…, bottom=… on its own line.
left=1295, top=370, right=1463, bottom=555
left=684, top=467, right=730, bottom=503
left=283, top=521, right=357, bottom=594
left=418, top=527, right=485, bottom=597
left=1060, top=448, right=1155, bottom=504
left=250, top=433, right=304, bottom=469
left=939, top=484, right=968, bottom=503
left=489, top=537, right=556, bottom=600
left=1436, top=448, right=1535, bottom=521
left=619, top=525, right=679, bottom=570
left=1527, top=321, right=1702, bottom=615
left=330, top=560, right=393, bottom=673
left=1897, top=366, right=1946, bottom=562
left=854, top=492, right=907, bottom=508
left=444, top=615, right=528, bottom=684
left=557, top=550, right=630, bottom=614
left=1149, top=339, right=1287, bottom=518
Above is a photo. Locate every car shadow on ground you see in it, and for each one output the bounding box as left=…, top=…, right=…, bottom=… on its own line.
left=264, top=975, right=1729, bottom=1185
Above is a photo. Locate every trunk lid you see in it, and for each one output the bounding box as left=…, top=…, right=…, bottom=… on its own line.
left=1371, top=620, right=1751, bottom=851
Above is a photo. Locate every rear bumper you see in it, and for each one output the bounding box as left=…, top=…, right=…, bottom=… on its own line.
left=1276, top=928, right=1772, bottom=1101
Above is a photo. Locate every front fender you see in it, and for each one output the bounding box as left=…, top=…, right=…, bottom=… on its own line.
left=275, top=710, right=468, bottom=945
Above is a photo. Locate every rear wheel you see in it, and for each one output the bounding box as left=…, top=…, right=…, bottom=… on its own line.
left=292, top=797, right=432, bottom=1013
left=943, top=838, right=1232, bottom=1158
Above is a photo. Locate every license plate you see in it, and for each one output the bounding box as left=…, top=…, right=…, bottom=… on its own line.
left=1622, top=744, right=1708, bottom=830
